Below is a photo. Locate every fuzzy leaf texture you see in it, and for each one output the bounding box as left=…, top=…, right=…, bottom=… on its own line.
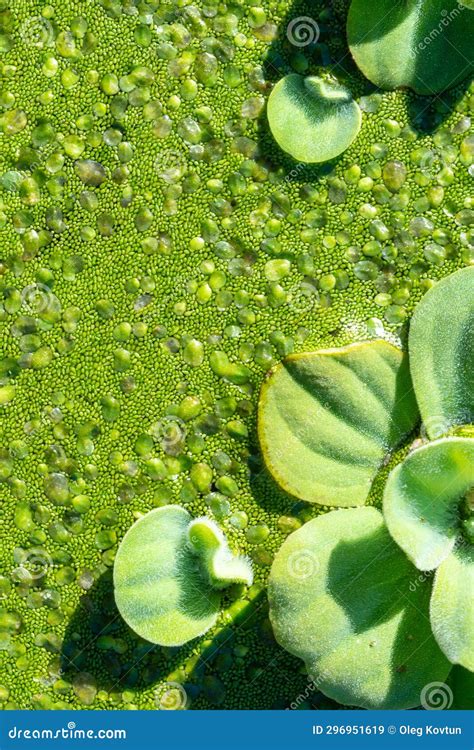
left=268, top=507, right=451, bottom=709
left=258, top=340, right=419, bottom=506
left=409, top=266, right=474, bottom=439
left=347, top=0, right=474, bottom=95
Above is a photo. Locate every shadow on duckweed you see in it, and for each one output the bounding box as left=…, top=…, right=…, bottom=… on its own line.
left=60, top=568, right=314, bottom=708
left=60, top=570, right=194, bottom=695
left=255, top=0, right=472, bottom=175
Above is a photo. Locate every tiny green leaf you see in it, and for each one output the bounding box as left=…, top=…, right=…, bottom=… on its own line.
left=258, top=341, right=418, bottom=506
left=114, top=506, right=252, bottom=646
left=383, top=438, right=474, bottom=571
left=430, top=545, right=474, bottom=671
left=409, top=267, right=474, bottom=439
left=188, top=518, right=253, bottom=590
left=268, top=507, right=450, bottom=709
left=266, top=74, right=362, bottom=163
left=347, top=0, right=474, bottom=95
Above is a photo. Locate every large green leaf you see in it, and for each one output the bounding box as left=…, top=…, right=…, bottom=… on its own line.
left=347, top=0, right=474, bottom=95
left=266, top=75, right=361, bottom=163
left=114, top=507, right=252, bottom=646
left=258, top=341, right=418, bottom=506
left=431, top=545, right=474, bottom=671
left=409, top=267, right=474, bottom=439
left=383, top=438, right=474, bottom=571
left=268, top=507, right=450, bottom=709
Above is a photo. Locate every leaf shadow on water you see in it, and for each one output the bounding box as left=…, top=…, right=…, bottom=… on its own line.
left=254, top=0, right=471, bottom=178
left=60, top=568, right=304, bottom=708
left=60, top=570, right=195, bottom=695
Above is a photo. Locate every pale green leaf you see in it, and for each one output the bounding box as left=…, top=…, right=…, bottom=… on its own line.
left=383, top=438, right=474, bottom=571
left=409, top=267, right=474, bottom=439
left=258, top=341, right=418, bottom=506
left=114, top=508, right=252, bottom=646
left=114, top=506, right=220, bottom=646
left=431, top=545, right=474, bottom=671
left=266, top=75, right=361, bottom=163
left=187, top=518, right=253, bottom=589
left=268, top=507, right=450, bottom=709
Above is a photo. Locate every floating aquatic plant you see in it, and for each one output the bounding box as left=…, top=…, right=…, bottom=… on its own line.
left=263, top=267, right=474, bottom=708
left=114, top=506, right=252, bottom=646
left=258, top=340, right=418, bottom=506
left=347, top=0, right=474, bottom=95
left=266, top=75, right=362, bottom=163
left=0, top=0, right=473, bottom=711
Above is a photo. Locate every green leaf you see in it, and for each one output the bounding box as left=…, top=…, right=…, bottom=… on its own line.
left=187, top=518, right=253, bottom=589
left=383, top=438, right=474, bottom=571
left=114, top=506, right=219, bottom=645
left=347, top=0, right=474, bottom=95
left=114, top=506, right=252, bottom=646
left=409, top=267, right=474, bottom=439
left=258, top=341, right=418, bottom=507
left=268, top=507, right=451, bottom=709
left=447, top=666, right=474, bottom=709
left=266, top=74, right=361, bottom=163
left=431, top=545, right=474, bottom=671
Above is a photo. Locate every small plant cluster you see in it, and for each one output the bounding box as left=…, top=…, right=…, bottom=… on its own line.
left=266, top=0, right=474, bottom=162
left=115, top=266, right=473, bottom=709
left=259, top=267, right=474, bottom=708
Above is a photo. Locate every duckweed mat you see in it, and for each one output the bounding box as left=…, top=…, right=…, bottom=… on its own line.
left=0, top=0, right=472, bottom=710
